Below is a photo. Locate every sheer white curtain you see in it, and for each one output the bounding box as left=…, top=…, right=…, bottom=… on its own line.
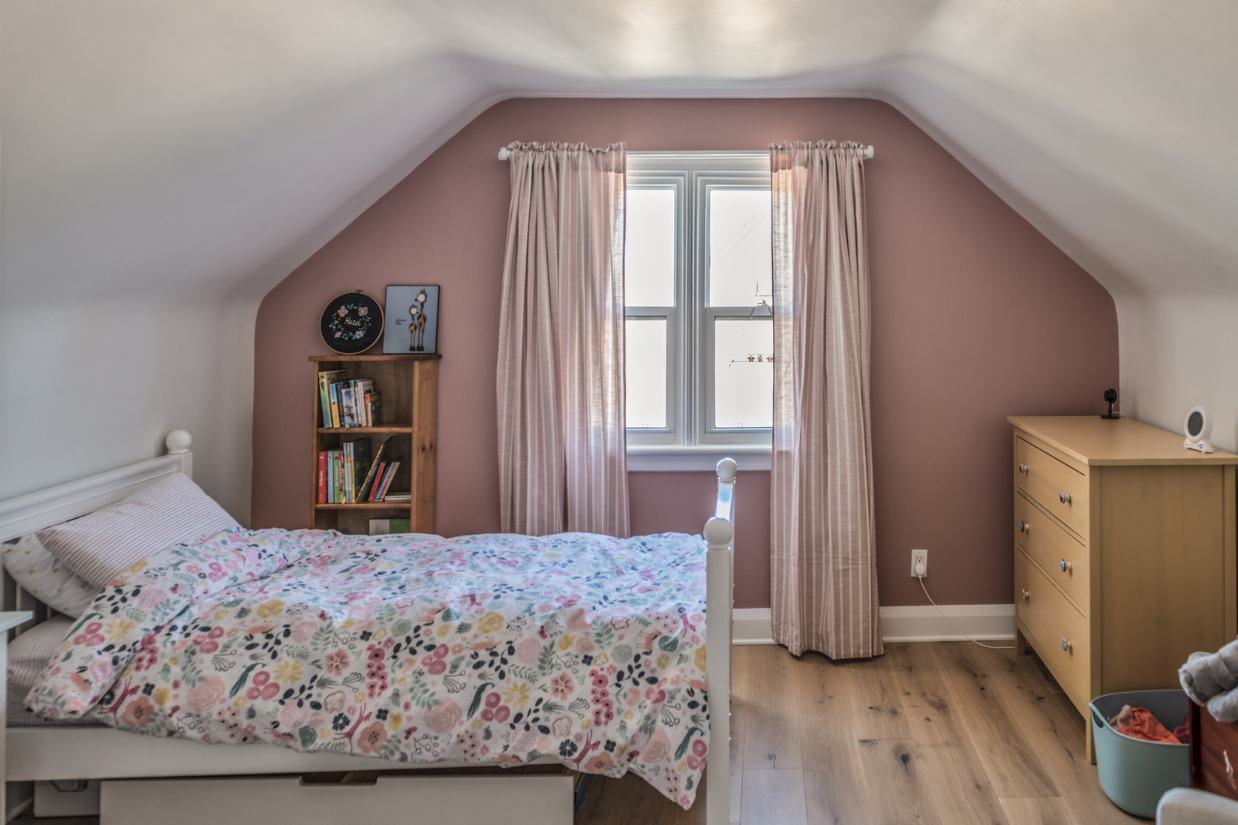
left=769, top=141, right=882, bottom=659
left=496, top=142, right=630, bottom=536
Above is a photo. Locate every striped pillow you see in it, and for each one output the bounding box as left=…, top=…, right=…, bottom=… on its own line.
left=37, top=473, right=239, bottom=588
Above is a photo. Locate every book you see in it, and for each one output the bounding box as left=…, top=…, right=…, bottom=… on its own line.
left=367, top=390, right=382, bottom=427
left=367, top=461, right=387, bottom=502
left=356, top=379, right=375, bottom=426
left=351, top=439, right=372, bottom=503
left=326, top=450, right=336, bottom=504
left=377, top=462, right=401, bottom=501
left=357, top=436, right=392, bottom=502
left=368, top=518, right=412, bottom=535
left=316, top=451, right=327, bottom=504
left=317, top=370, right=348, bottom=427
left=328, top=383, right=342, bottom=428
left=340, top=384, right=357, bottom=428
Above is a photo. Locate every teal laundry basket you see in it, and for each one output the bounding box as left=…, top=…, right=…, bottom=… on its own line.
left=1090, top=690, right=1191, bottom=819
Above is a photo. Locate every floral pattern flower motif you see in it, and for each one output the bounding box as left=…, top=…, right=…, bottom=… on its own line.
left=26, top=528, right=712, bottom=809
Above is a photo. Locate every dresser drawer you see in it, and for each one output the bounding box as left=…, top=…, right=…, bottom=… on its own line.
left=1015, top=548, right=1091, bottom=709
left=1014, top=492, right=1089, bottom=613
left=1015, top=438, right=1089, bottom=538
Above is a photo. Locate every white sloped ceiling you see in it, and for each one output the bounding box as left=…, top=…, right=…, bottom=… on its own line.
left=3, top=0, right=1237, bottom=506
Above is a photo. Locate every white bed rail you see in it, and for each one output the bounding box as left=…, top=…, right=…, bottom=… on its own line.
left=0, top=431, right=193, bottom=635
left=703, top=457, right=735, bottom=825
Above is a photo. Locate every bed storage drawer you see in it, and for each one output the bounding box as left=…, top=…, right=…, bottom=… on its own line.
left=101, top=774, right=575, bottom=825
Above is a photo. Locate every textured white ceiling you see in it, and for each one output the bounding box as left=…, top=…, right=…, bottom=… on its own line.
left=3, top=0, right=1236, bottom=309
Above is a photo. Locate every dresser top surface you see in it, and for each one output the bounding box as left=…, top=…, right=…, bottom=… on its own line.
left=1008, top=415, right=1238, bottom=466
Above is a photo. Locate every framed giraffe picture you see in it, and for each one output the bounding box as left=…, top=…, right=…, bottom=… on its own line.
left=383, top=285, right=440, bottom=355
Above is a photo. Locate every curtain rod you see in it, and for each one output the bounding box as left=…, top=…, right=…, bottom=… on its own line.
left=496, top=145, right=875, bottom=161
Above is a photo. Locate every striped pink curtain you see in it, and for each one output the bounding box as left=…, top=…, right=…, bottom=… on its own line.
left=769, top=141, right=882, bottom=659
left=496, top=142, right=630, bottom=537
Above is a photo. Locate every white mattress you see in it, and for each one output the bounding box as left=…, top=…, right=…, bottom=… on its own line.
left=8, top=618, right=100, bottom=728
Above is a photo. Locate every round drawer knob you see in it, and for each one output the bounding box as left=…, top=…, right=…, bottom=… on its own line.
left=1060, top=638, right=1072, bottom=653
left=1020, top=588, right=1030, bottom=601
left=1059, top=559, right=1072, bottom=574
left=1018, top=463, right=1028, bottom=474
left=1017, top=520, right=1029, bottom=534
left=1058, top=491, right=1072, bottom=505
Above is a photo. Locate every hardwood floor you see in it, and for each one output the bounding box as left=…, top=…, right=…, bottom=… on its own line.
left=15, top=643, right=1139, bottom=825
left=577, top=643, right=1140, bottom=825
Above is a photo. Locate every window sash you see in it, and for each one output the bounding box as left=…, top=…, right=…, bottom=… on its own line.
left=624, top=153, right=772, bottom=448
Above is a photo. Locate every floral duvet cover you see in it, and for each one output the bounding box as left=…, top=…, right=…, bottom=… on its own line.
left=26, top=529, right=712, bottom=808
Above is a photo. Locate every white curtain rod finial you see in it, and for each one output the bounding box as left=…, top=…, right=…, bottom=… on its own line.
left=497, top=147, right=511, bottom=161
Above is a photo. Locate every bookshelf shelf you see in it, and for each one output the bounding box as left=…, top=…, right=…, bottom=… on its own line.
left=314, top=503, right=411, bottom=511
left=310, top=354, right=438, bottom=535
left=317, top=427, right=414, bottom=435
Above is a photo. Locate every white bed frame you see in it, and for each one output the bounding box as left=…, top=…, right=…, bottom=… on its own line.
left=0, top=432, right=736, bottom=825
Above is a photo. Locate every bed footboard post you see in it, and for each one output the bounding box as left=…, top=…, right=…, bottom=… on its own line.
left=703, top=458, right=735, bottom=825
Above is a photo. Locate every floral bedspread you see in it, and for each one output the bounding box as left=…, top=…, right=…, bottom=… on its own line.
left=26, top=529, right=711, bottom=807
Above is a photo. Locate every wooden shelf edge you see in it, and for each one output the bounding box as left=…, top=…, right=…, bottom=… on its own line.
left=314, top=503, right=413, bottom=510
left=310, top=354, right=442, bottom=363
left=317, top=427, right=412, bottom=434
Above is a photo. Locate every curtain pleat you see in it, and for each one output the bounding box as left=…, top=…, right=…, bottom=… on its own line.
left=497, top=142, right=629, bottom=537
left=769, top=140, right=882, bottom=660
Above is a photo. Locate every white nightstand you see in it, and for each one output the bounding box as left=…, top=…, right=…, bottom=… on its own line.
left=0, top=611, right=33, bottom=818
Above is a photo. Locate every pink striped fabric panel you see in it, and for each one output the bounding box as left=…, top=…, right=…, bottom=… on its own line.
left=496, top=141, right=630, bottom=537
left=769, top=141, right=882, bottom=660
left=37, top=472, right=239, bottom=588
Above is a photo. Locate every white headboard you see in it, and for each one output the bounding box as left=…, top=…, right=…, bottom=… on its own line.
left=0, top=431, right=193, bottom=627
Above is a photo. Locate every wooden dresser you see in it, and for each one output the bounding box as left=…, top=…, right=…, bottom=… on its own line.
left=1009, top=415, right=1238, bottom=732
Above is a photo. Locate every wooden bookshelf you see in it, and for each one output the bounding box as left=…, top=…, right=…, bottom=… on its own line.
left=309, top=354, right=439, bottom=534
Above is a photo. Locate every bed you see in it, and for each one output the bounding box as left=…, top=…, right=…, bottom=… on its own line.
left=0, top=432, right=735, bottom=825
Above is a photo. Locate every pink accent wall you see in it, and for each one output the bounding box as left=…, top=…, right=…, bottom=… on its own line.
left=252, top=98, right=1117, bottom=608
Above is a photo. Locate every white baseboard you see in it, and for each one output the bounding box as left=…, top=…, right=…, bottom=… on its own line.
left=731, top=604, right=1015, bottom=645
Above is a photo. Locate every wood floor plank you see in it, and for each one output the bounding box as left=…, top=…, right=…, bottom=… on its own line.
left=962, top=644, right=1140, bottom=825
left=999, top=796, right=1083, bottom=825
left=737, top=645, right=803, bottom=770
left=793, top=651, right=869, bottom=825
left=933, top=642, right=1060, bottom=798
left=850, top=737, right=943, bottom=825
left=740, top=769, right=807, bottom=825
left=891, top=640, right=973, bottom=746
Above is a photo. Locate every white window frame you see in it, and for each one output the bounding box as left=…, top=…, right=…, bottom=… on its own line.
left=625, top=152, right=773, bottom=471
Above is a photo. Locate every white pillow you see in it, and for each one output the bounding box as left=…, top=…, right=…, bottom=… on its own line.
left=37, top=472, right=239, bottom=588
left=2, top=535, right=98, bottom=617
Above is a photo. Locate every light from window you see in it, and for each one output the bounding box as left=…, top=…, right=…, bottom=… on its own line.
left=624, top=188, right=676, bottom=307
left=708, top=188, right=772, bottom=307
left=625, top=317, right=668, bottom=429
left=713, top=318, right=774, bottom=429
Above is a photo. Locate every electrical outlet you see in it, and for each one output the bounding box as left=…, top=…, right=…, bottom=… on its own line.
left=910, top=548, right=928, bottom=578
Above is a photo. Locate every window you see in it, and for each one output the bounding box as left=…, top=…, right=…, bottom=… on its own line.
left=624, top=153, right=772, bottom=470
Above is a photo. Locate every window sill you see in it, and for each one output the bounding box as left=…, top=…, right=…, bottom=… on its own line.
left=626, top=444, right=771, bottom=472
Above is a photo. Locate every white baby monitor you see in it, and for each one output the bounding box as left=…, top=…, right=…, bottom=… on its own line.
left=1184, top=406, right=1215, bottom=454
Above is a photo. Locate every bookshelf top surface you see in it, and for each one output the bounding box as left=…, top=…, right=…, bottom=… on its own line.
left=310, top=354, right=442, bottom=363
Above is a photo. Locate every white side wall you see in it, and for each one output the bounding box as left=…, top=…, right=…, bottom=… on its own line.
left=1119, top=295, right=1238, bottom=453
left=0, top=299, right=256, bottom=522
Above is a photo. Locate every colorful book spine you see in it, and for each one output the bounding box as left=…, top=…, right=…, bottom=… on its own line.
left=328, top=384, right=341, bottom=428
left=377, top=461, right=400, bottom=501
left=367, top=461, right=386, bottom=502
left=317, top=451, right=327, bottom=504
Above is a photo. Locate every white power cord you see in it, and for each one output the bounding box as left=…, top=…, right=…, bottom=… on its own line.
left=915, top=573, right=1014, bottom=651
